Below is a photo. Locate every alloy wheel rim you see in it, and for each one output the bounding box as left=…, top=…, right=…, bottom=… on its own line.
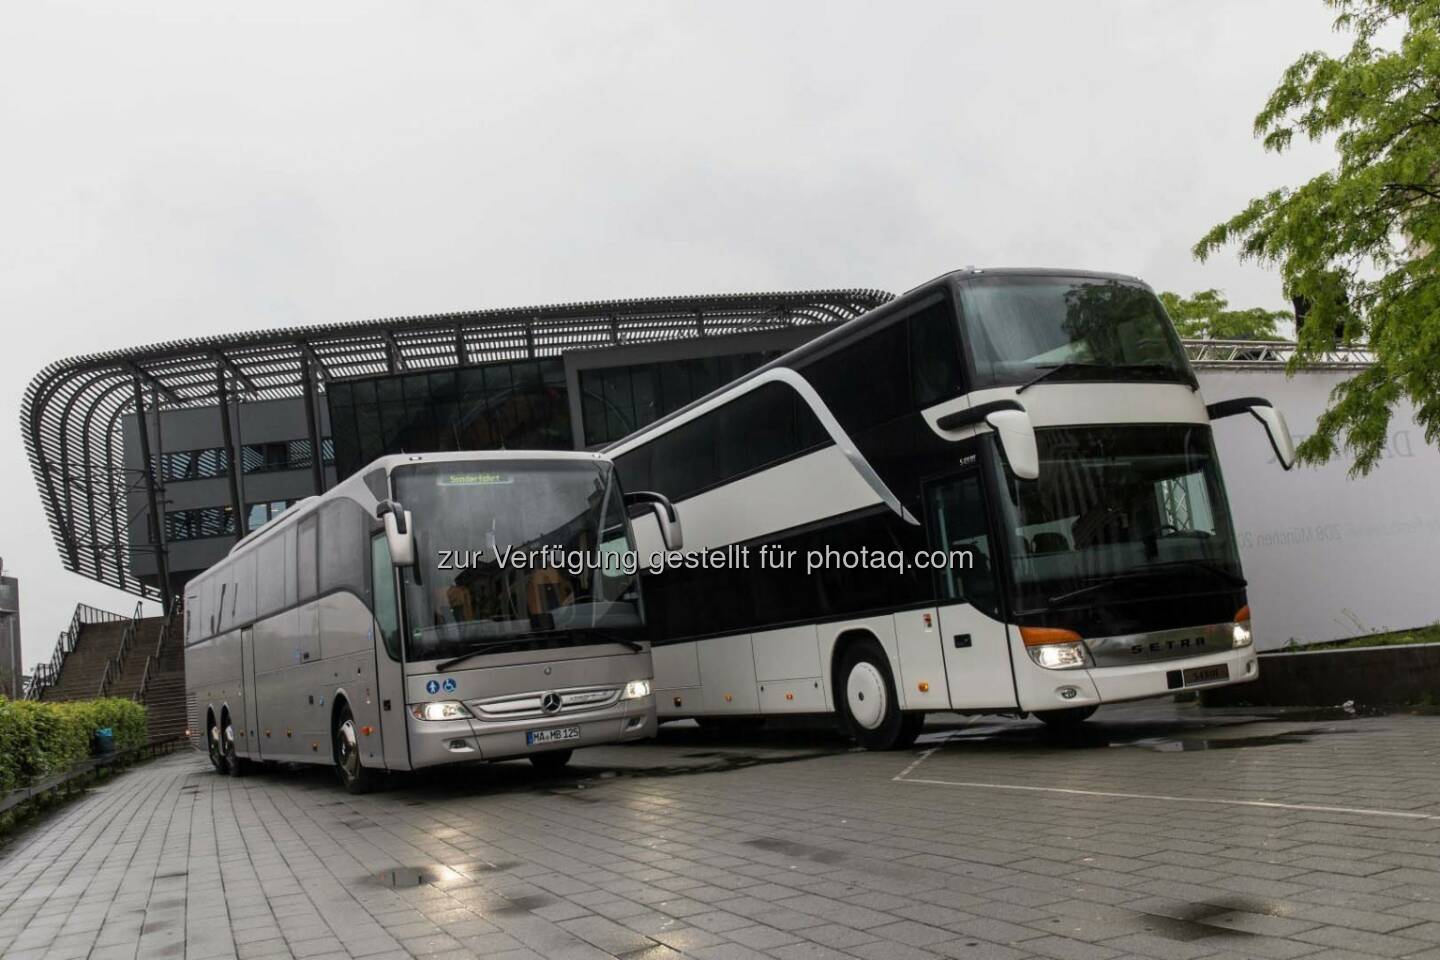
left=338, top=718, right=360, bottom=780
left=846, top=662, right=887, bottom=730
left=208, top=724, right=222, bottom=764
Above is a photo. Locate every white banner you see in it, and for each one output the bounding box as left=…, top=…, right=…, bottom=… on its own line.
left=1199, top=368, right=1440, bottom=649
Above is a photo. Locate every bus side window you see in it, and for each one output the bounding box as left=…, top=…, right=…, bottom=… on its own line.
left=925, top=473, right=999, bottom=617
left=909, top=297, right=964, bottom=407
left=370, top=533, right=401, bottom=661
left=297, top=516, right=318, bottom=601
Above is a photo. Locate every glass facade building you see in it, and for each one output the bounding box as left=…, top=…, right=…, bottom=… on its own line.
left=326, top=359, right=570, bottom=479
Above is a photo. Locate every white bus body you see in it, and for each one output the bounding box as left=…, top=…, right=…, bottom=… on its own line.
left=608, top=268, right=1293, bottom=748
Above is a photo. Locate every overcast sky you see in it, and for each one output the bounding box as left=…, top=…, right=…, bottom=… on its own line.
left=1, top=1, right=1345, bottom=669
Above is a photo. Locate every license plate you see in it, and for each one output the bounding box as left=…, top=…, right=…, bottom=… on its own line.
left=1182, top=664, right=1229, bottom=686
left=527, top=726, right=580, bottom=746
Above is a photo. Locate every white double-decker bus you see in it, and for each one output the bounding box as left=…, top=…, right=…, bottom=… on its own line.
left=608, top=268, right=1295, bottom=749
left=186, top=451, right=666, bottom=791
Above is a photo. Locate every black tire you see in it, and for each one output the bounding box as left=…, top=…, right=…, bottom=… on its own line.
left=528, top=749, right=573, bottom=772
left=1035, top=705, right=1098, bottom=728
left=207, top=715, right=228, bottom=774
left=836, top=640, right=917, bottom=750
left=896, top=711, right=926, bottom=749
left=222, top=713, right=248, bottom=777
left=333, top=703, right=382, bottom=794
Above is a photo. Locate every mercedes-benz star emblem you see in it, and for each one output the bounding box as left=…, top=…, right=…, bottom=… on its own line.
left=540, top=692, right=562, bottom=714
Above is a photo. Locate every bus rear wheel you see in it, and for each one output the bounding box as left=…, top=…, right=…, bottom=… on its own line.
left=529, top=749, right=573, bottom=773
left=837, top=641, right=923, bottom=750
left=222, top=714, right=250, bottom=776
left=333, top=703, right=382, bottom=794
left=207, top=716, right=228, bottom=774
left=1035, top=706, right=1098, bottom=729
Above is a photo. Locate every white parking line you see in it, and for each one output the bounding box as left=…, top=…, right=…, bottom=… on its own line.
left=892, top=767, right=1440, bottom=821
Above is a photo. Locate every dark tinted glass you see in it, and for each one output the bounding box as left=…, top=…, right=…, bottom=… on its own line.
left=803, top=321, right=908, bottom=432
left=909, top=298, right=964, bottom=406
left=959, top=276, right=1192, bottom=389
left=636, top=382, right=832, bottom=502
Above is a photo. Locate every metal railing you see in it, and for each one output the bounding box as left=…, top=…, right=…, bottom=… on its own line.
left=1183, top=338, right=1374, bottom=369
left=0, top=735, right=185, bottom=816
left=96, top=601, right=145, bottom=698
left=135, top=595, right=182, bottom=705
left=24, top=603, right=129, bottom=700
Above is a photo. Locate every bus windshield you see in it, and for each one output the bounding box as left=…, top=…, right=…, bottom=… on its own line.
left=393, top=459, right=642, bottom=662
left=957, top=275, right=1193, bottom=390
left=990, top=424, right=1244, bottom=618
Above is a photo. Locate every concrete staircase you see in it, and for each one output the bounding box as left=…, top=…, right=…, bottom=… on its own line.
left=38, top=603, right=188, bottom=742
left=140, top=611, right=187, bottom=742
left=39, top=620, right=131, bottom=702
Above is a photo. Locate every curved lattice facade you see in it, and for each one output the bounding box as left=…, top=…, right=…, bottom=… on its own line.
left=22, top=288, right=894, bottom=599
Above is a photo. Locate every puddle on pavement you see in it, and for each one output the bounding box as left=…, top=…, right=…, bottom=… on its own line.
left=1139, top=896, right=1289, bottom=941
left=1129, top=728, right=1356, bottom=752
left=494, top=894, right=556, bottom=913
left=367, top=864, right=464, bottom=888
left=743, top=837, right=846, bottom=864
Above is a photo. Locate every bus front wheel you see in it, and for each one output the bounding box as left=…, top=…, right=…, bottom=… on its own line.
left=837, top=642, right=923, bottom=750
left=333, top=703, right=382, bottom=794
left=1035, top=706, right=1098, bottom=729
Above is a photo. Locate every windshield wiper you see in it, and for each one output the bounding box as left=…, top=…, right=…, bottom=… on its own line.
left=1047, top=559, right=1245, bottom=606
left=1016, top=361, right=1188, bottom=394
left=575, top=628, right=645, bottom=652
left=1016, top=361, right=1109, bottom=394
left=1047, top=572, right=1150, bottom=605
left=1127, top=558, right=1246, bottom=588
left=435, top=628, right=643, bottom=671
left=436, top=635, right=539, bottom=671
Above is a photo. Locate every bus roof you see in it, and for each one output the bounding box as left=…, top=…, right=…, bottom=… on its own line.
left=221, top=449, right=610, bottom=558
left=602, top=266, right=1151, bottom=453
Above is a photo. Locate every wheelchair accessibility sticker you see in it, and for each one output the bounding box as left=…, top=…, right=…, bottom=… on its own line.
left=442, top=677, right=457, bottom=693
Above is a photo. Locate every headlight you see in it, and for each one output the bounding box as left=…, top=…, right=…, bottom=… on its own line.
left=1019, top=626, right=1089, bottom=670
left=621, top=679, right=652, bottom=700
left=410, top=701, right=472, bottom=721
left=1233, top=604, right=1253, bottom=648
left=1027, top=642, right=1089, bottom=669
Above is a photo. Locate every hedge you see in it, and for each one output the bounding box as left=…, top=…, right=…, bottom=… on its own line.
left=0, top=697, right=148, bottom=793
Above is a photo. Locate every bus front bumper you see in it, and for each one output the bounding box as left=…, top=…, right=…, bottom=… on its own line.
left=407, top=696, right=656, bottom=768
left=1014, top=646, right=1258, bottom=713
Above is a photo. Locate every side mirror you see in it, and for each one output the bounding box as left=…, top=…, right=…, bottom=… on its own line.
left=377, top=500, right=416, bottom=566
left=935, top=400, right=1040, bottom=480
left=986, top=408, right=1040, bottom=481
left=624, top=490, right=683, bottom=552
left=1206, top=397, right=1297, bottom=470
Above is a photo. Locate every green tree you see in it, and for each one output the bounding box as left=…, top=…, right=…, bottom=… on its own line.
left=1194, top=0, right=1440, bottom=475
left=1158, top=289, right=1289, bottom=340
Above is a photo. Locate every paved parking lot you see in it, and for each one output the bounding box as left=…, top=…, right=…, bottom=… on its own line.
left=5, top=703, right=1440, bottom=960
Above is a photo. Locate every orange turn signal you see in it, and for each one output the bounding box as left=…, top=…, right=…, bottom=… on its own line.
left=360, top=725, right=374, bottom=736
left=917, top=682, right=930, bottom=693
left=1234, top=604, right=1250, bottom=623
left=1020, top=626, right=1083, bottom=647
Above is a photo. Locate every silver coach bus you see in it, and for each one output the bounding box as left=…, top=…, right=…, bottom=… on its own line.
left=186, top=451, right=671, bottom=792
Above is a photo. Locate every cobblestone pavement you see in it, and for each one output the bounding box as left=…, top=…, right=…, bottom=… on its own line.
left=5, top=703, right=1440, bottom=960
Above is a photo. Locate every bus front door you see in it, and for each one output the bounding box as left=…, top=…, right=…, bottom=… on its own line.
left=371, top=532, right=411, bottom=771
left=925, top=471, right=1019, bottom=711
